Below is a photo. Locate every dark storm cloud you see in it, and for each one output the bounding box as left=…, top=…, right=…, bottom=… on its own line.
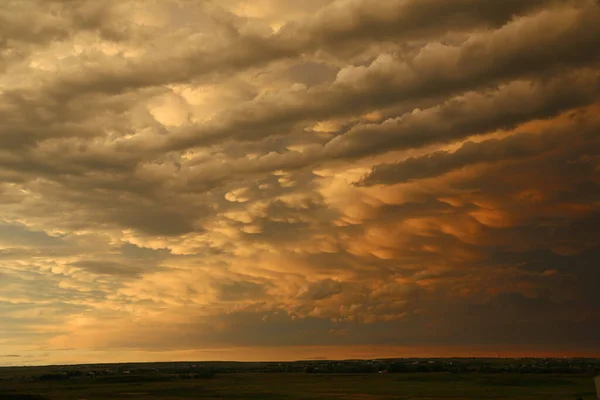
left=119, top=208, right=198, bottom=236
left=0, top=0, right=146, bottom=72
left=286, top=62, right=339, bottom=87
left=1, top=0, right=600, bottom=362
left=359, top=118, right=598, bottom=186
left=1, top=1, right=597, bottom=189
left=324, top=69, right=599, bottom=161
left=120, top=242, right=172, bottom=259
left=298, top=279, right=343, bottom=301
left=213, top=280, right=269, bottom=302
left=69, top=260, right=144, bottom=277
left=29, top=0, right=565, bottom=100
left=2, top=0, right=163, bottom=43
left=283, top=0, right=563, bottom=45
left=0, top=5, right=70, bottom=46
left=168, top=69, right=598, bottom=191
left=0, top=222, right=65, bottom=247
left=169, top=4, right=600, bottom=151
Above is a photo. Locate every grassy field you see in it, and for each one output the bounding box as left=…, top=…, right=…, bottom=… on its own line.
left=0, top=372, right=597, bottom=400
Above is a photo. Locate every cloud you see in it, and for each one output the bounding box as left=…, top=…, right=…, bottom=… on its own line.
left=0, top=221, right=65, bottom=247
left=213, top=280, right=270, bottom=302
left=298, top=279, right=342, bottom=301
left=13, top=0, right=563, bottom=99
left=69, top=260, right=145, bottom=277
left=359, top=110, right=600, bottom=185
left=1, top=0, right=599, bottom=365
left=165, top=3, right=600, bottom=152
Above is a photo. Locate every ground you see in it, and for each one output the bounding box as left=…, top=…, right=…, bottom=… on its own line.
left=0, top=372, right=597, bottom=400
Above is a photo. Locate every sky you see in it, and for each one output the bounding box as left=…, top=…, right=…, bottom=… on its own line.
left=0, top=0, right=599, bottom=366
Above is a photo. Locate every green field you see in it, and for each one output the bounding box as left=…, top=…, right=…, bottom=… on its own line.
left=0, top=373, right=597, bottom=400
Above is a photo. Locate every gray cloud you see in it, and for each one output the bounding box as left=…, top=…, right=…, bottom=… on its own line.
left=24, top=0, right=566, bottom=100
left=69, top=260, right=144, bottom=277
left=323, top=70, right=600, bottom=161
left=167, top=3, right=600, bottom=151
left=213, top=280, right=269, bottom=302
left=298, top=279, right=342, bottom=301
left=359, top=118, right=599, bottom=186
left=0, top=0, right=151, bottom=73
left=169, top=69, right=599, bottom=192
left=0, top=221, right=65, bottom=247
left=1, top=0, right=599, bottom=362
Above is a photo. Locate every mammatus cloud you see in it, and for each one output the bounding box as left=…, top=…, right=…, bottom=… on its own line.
left=0, top=0, right=599, bottom=365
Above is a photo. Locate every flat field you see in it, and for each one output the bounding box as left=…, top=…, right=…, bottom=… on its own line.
left=0, top=373, right=597, bottom=400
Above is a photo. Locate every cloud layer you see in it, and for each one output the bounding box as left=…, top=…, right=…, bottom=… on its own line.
left=1, top=0, right=599, bottom=364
